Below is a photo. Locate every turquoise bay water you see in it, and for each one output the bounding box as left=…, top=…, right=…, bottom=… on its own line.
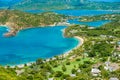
left=53, top=10, right=119, bottom=16
left=0, top=26, right=79, bottom=65
left=0, top=10, right=117, bottom=66
left=89, top=0, right=120, bottom=2
left=68, top=19, right=111, bottom=27
left=23, top=10, right=120, bottom=15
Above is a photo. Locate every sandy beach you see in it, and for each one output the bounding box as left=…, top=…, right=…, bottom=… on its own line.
left=3, top=26, right=84, bottom=68
left=61, top=36, right=84, bottom=58
left=9, top=36, right=84, bottom=68
left=9, top=62, right=34, bottom=68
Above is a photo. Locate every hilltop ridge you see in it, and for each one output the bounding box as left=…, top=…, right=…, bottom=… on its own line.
left=0, top=0, right=120, bottom=10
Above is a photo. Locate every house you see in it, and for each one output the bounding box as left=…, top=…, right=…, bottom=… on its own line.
left=83, top=52, right=88, bottom=58
left=69, top=30, right=78, bottom=34
left=117, top=41, right=120, bottom=49
left=91, top=68, right=101, bottom=76
left=93, top=63, right=102, bottom=68
left=113, top=52, right=120, bottom=59
left=117, top=41, right=120, bottom=45
left=48, top=78, right=54, bottom=80
left=70, top=74, right=76, bottom=77
left=109, top=77, right=119, bottom=80
left=15, top=69, right=25, bottom=76
left=69, top=55, right=76, bottom=60
left=77, top=69, right=81, bottom=73
left=88, top=27, right=95, bottom=29
left=100, top=35, right=107, bottom=38
left=105, top=61, right=110, bottom=67
left=104, top=62, right=119, bottom=72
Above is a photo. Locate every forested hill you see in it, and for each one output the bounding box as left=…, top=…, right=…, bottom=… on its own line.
left=12, top=0, right=120, bottom=10
left=0, top=0, right=120, bottom=10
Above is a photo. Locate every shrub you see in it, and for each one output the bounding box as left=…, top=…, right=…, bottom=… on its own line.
left=76, top=58, right=80, bottom=61
left=71, top=68, right=77, bottom=74
left=100, top=57, right=107, bottom=62
left=84, top=61, right=91, bottom=64
left=54, top=71, right=63, bottom=77
left=79, top=64, right=87, bottom=69
left=53, top=64, right=58, bottom=68
left=36, top=58, right=43, bottom=65
left=66, top=62, right=71, bottom=65
left=62, top=65, right=67, bottom=72
left=62, top=74, right=70, bottom=79
left=111, top=58, right=118, bottom=62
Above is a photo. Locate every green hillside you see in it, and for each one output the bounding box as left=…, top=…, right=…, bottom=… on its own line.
left=12, top=0, right=120, bottom=10
left=0, top=66, right=18, bottom=80
left=0, top=10, right=67, bottom=37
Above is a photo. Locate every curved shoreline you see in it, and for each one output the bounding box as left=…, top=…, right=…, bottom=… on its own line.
left=8, top=36, right=83, bottom=68
left=7, top=36, right=83, bottom=68
left=1, top=26, right=84, bottom=68
left=0, top=22, right=70, bottom=37
left=61, top=36, right=84, bottom=58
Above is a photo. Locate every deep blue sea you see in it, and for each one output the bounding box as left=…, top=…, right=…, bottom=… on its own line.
left=0, top=10, right=117, bottom=66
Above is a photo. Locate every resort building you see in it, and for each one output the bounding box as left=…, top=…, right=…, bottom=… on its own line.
left=15, top=69, right=25, bottom=76
left=109, top=77, right=119, bottom=80
left=116, top=41, right=120, bottom=51
left=91, top=68, right=101, bottom=76
left=104, top=61, right=119, bottom=72
left=70, top=74, right=76, bottom=77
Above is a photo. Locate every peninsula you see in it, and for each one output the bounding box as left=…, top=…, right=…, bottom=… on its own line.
left=0, top=10, right=67, bottom=37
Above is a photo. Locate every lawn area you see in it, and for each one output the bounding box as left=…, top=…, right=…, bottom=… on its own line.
left=53, top=57, right=97, bottom=74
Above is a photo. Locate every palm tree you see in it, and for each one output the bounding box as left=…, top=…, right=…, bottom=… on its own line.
left=36, top=58, right=43, bottom=65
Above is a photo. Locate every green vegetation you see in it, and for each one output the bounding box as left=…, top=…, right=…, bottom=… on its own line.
left=0, top=13, right=120, bottom=79
left=63, top=13, right=120, bottom=79
left=12, top=0, right=120, bottom=10
left=0, top=10, right=66, bottom=28
left=80, top=13, right=120, bottom=22
left=0, top=66, right=22, bottom=80
left=65, top=14, right=120, bottom=59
